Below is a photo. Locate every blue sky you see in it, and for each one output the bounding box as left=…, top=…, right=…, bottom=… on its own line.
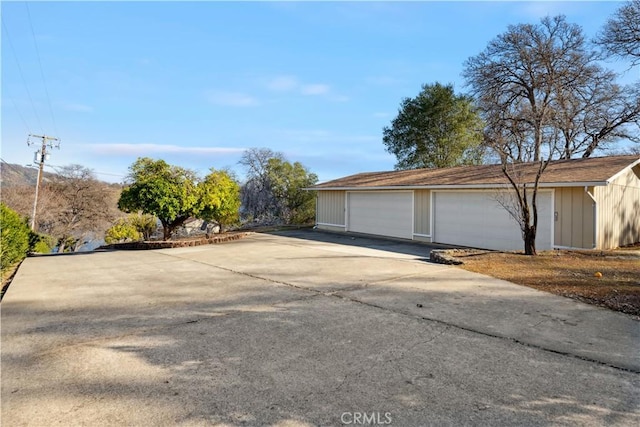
left=1, top=1, right=634, bottom=183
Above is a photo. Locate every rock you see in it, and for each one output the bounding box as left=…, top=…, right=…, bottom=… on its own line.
left=430, top=249, right=464, bottom=265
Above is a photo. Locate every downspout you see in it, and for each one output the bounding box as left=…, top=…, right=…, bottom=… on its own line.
left=584, top=186, right=597, bottom=249
left=314, top=192, right=318, bottom=229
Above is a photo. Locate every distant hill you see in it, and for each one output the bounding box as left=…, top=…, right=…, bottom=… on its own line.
left=1, top=161, right=59, bottom=188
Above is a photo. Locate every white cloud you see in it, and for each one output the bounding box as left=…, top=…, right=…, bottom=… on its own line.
left=91, top=143, right=246, bottom=156
left=264, top=76, right=339, bottom=98
left=267, top=75, right=299, bottom=91
left=207, top=91, right=259, bottom=107
left=300, top=84, right=331, bottom=96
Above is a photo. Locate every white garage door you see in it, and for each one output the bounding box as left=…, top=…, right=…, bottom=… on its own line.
left=347, top=192, right=413, bottom=239
left=434, top=191, right=553, bottom=251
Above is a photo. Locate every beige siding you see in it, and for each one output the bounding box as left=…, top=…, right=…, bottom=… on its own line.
left=554, top=187, right=595, bottom=249
left=316, top=190, right=345, bottom=227
left=594, top=165, right=640, bottom=249
left=413, top=190, right=431, bottom=236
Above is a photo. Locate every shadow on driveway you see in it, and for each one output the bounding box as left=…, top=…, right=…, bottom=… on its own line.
left=264, top=228, right=453, bottom=260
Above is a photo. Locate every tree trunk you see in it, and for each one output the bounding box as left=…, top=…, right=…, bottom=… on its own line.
left=57, top=237, right=66, bottom=254
left=163, top=226, right=171, bottom=241
left=582, top=137, right=597, bottom=158
left=524, top=225, right=537, bottom=255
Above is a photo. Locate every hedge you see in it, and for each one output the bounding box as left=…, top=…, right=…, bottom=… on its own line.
left=1, top=203, right=32, bottom=273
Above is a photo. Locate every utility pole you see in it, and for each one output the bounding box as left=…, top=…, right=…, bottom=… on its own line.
left=27, top=134, right=60, bottom=231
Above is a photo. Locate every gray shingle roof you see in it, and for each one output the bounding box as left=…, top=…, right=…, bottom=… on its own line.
left=313, top=155, right=640, bottom=189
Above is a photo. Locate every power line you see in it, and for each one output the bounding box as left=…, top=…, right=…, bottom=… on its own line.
left=44, top=164, right=126, bottom=179
left=0, top=157, right=31, bottom=175
left=1, top=15, right=44, bottom=134
left=25, top=2, right=59, bottom=137
left=1, top=158, right=125, bottom=180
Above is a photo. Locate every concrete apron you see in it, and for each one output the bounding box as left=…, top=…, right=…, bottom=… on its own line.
left=2, top=230, right=639, bottom=426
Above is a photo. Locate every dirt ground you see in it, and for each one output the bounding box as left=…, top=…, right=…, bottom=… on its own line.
left=453, top=247, right=640, bottom=317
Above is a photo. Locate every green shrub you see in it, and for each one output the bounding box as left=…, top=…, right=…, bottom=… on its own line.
left=129, top=214, right=157, bottom=240
left=1, top=203, right=31, bottom=272
left=105, top=218, right=142, bottom=244
left=30, top=233, right=55, bottom=254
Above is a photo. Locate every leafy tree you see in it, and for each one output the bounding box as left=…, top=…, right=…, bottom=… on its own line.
left=265, top=158, right=318, bottom=224
left=197, top=168, right=241, bottom=230
left=464, top=15, right=640, bottom=255
left=118, top=158, right=241, bottom=240
left=596, top=0, right=640, bottom=66
left=382, top=82, right=484, bottom=170
left=118, top=158, right=199, bottom=240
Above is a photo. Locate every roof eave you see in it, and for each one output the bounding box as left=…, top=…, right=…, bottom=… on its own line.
left=604, top=158, right=640, bottom=183
left=312, top=181, right=609, bottom=191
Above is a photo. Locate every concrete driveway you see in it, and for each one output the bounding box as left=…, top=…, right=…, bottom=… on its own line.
left=2, top=230, right=639, bottom=426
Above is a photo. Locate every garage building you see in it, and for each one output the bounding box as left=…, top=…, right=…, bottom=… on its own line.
left=312, top=155, right=640, bottom=251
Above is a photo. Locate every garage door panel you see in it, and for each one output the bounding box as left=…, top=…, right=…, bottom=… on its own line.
left=434, top=192, right=552, bottom=251
left=348, top=192, right=412, bottom=240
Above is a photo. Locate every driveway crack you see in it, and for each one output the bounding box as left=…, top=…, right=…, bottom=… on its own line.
left=334, top=294, right=640, bottom=374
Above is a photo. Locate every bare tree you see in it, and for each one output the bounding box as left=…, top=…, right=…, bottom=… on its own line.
left=595, top=1, right=640, bottom=154
left=553, top=69, right=640, bottom=159
left=47, top=165, right=120, bottom=251
left=596, top=0, right=640, bottom=66
left=1, top=165, right=121, bottom=251
left=238, top=148, right=284, bottom=223
left=463, top=16, right=620, bottom=254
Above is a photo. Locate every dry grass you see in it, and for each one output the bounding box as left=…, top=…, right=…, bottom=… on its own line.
left=1, top=262, right=22, bottom=301
left=455, top=249, right=640, bottom=317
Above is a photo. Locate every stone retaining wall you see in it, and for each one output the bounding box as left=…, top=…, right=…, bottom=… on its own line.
left=99, top=232, right=251, bottom=250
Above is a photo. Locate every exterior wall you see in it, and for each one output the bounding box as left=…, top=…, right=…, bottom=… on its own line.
left=594, top=165, right=640, bottom=249
left=316, top=190, right=346, bottom=229
left=432, top=189, right=553, bottom=251
left=317, top=224, right=347, bottom=232
left=413, top=190, right=431, bottom=238
left=553, top=187, right=595, bottom=249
